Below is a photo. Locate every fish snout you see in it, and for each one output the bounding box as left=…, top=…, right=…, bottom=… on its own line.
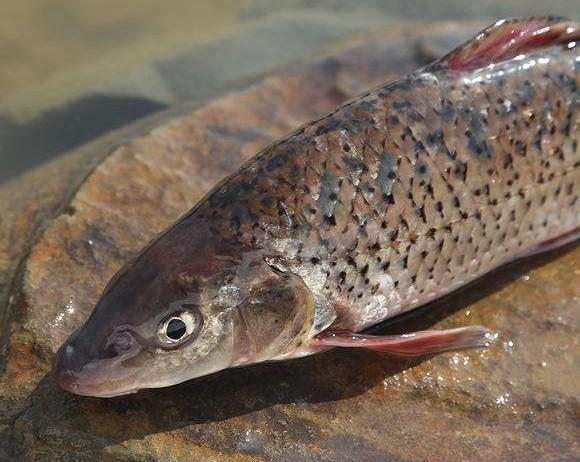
left=52, top=340, right=87, bottom=393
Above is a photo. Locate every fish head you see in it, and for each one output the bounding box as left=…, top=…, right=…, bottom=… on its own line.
left=52, top=217, right=315, bottom=397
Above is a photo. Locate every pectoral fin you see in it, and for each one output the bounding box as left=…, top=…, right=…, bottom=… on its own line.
left=313, top=326, right=494, bottom=356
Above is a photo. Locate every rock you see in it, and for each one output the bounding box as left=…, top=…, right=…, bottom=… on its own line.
left=1, top=22, right=579, bottom=462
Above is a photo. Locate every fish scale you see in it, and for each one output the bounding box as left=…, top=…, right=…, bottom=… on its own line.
left=202, top=43, right=578, bottom=337
left=53, top=17, right=580, bottom=397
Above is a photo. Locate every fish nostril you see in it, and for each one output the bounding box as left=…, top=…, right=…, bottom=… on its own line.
left=53, top=341, right=81, bottom=379
left=64, top=344, right=75, bottom=357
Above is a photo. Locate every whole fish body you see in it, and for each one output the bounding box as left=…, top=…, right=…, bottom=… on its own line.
left=53, top=17, right=579, bottom=397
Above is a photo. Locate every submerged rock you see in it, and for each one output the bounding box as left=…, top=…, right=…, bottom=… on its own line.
left=0, top=22, right=578, bottom=462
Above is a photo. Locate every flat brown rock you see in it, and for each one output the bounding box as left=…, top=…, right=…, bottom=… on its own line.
left=1, top=22, right=578, bottom=462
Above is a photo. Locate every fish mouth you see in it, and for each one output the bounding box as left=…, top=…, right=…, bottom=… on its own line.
left=53, top=366, right=140, bottom=398
left=52, top=340, right=142, bottom=398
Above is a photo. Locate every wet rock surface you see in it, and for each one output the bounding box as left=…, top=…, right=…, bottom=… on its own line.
left=0, top=22, right=579, bottom=462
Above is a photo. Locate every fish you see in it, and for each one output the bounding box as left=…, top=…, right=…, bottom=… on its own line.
left=53, top=17, right=579, bottom=397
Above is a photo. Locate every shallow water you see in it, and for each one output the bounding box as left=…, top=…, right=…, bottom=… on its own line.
left=0, top=0, right=578, bottom=184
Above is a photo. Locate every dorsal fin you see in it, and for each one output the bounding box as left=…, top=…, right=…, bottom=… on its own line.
left=429, top=17, right=579, bottom=72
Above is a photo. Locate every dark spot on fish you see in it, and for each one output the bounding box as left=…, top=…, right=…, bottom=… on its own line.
left=409, top=110, right=424, bottom=123
left=514, top=140, right=527, bottom=157
left=267, top=150, right=292, bottom=172
left=518, top=80, right=535, bottom=104
left=383, top=193, right=395, bottom=204
left=416, top=163, right=428, bottom=176
left=503, top=153, right=514, bottom=170
left=417, top=205, right=427, bottom=223
left=401, top=255, right=408, bottom=269
left=441, top=100, right=455, bottom=122
left=426, top=129, right=445, bottom=146
left=315, top=117, right=341, bottom=136
left=346, top=256, right=357, bottom=268
left=393, top=100, right=410, bottom=110
left=454, top=162, right=467, bottom=181
left=346, top=238, right=359, bottom=252
left=324, top=215, right=337, bottom=226
left=468, top=137, right=493, bottom=158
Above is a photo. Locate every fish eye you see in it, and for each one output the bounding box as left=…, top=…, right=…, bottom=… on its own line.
left=158, top=307, right=202, bottom=347
left=167, top=318, right=187, bottom=340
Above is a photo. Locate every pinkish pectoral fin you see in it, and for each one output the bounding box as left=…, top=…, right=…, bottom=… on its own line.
left=430, top=16, right=579, bottom=72
left=312, top=326, right=495, bottom=357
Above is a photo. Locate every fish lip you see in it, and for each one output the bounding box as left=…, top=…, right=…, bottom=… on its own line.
left=52, top=338, right=142, bottom=398
left=53, top=360, right=141, bottom=398
left=67, top=382, right=141, bottom=398
left=85, top=387, right=141, bottom=398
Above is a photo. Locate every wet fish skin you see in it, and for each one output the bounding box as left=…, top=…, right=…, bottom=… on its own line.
left=53, top=17, right=579, bottom=397
left=202, top=19, right=579, bottom=339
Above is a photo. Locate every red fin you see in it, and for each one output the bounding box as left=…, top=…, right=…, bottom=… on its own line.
left=521, top=226, right=579, bottom=258
left=431, top=17, right=579, bottom=72
left=313, top=326, right=495, bottom=357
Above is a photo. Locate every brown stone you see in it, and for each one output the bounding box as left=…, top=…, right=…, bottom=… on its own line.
left=1, top=22, right=578, bottom=462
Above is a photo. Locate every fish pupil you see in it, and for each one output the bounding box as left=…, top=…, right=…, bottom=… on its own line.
left=166, top=318, right=187, bottom=340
